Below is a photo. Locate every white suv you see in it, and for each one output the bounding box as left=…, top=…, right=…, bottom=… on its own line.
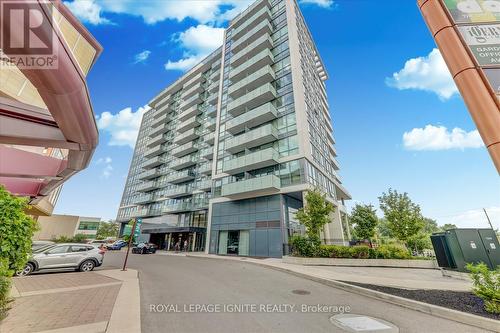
left=17, top=243, right=105, bottom=276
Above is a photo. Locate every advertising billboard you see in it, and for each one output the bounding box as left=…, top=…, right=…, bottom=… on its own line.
left=458, top=24, right=500, bottom=66
left=444, top=0, right=500, bottom=23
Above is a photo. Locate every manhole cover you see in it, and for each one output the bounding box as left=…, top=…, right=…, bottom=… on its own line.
left=330, top=314, right=399, bottom=332
left=291, top=289, right=311, bottom=295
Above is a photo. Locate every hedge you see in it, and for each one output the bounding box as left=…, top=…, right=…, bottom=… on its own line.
left=290, top=236, right=410, bottom=259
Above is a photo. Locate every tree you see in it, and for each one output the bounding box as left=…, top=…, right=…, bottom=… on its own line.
left=350, top=204, right=378, bottom=241
left=376, top=218, right=393, bottom=238
left=441, top=223, right=457, bottom=231
left=295, top=189, right=334, bottom=245
left=422, top=218, right=440, bottom=234
left=0, top=186, right=38, bottom=274
left=378, top=188, right=424, bottom=247
left=96, top=220, right=119, bottom=239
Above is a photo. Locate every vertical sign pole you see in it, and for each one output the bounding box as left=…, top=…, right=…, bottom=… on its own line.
left=483, top=208, right=494, bottom=231
left=122, top=218, right=137, bottom=271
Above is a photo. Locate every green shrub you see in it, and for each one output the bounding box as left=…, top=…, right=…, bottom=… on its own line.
left=289, top=236, right=316, bottom=257
left=375, top=244, right=410, bottom=259
left=466, top=263, right=500, bottom=314
left=0, top=259, right=12, bottom=322
left=72, top=234, right=88, bottom=243
left=349, top=246, right=370, bottom=259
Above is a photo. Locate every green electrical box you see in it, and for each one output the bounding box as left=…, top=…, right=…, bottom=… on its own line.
left=431, top=228, right=500, bottom=272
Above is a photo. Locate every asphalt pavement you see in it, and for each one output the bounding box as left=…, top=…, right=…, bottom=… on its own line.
left=100, top=251, right=488, bottom=333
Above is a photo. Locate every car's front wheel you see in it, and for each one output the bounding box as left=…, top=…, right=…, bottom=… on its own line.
left=16, top=263, right=34, bottom=276
left=79, top=260, right=95, bottom=272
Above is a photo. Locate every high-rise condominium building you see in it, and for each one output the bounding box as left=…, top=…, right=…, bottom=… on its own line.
left=116, top=0, right=351, bottom=257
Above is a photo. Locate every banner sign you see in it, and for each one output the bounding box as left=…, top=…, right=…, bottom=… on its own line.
left=444, top=0, right=500, bottom=23
left=458, top=24, right=500, bottom=65
left=483, top=68, right=500, bottom=96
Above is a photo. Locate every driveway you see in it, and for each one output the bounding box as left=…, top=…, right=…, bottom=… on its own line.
left=101, top=251, right=487, bottom=333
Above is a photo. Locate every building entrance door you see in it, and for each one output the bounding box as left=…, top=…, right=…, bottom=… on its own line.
left=227, top=231, right=239, bottom=255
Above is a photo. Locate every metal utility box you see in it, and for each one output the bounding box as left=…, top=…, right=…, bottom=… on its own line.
left=431, top=228, right=500, bottom=272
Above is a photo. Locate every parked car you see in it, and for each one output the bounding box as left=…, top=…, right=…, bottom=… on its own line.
left=32, top=240, right=54, bottom=251
left=106, top=240, right=128, bottom=250
left=132, top=243, right=157, bottom=254
left=16, top=243, right=105, bottom=276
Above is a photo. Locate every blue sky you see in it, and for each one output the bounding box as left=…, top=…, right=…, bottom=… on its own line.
left=55, top=0, right=500, bottom=229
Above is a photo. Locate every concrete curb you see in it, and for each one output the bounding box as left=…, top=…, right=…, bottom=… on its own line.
left=96, top=269, right=141, bottom=333
left=283, top=256, right=439, bottom=269
left=185, top=254, right=499, bottom=332
left=441, top=269, right=472, bottom=282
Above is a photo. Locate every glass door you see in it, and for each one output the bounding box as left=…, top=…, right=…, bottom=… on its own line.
left=218, top=231, right=228, bottom=254
left=227, top=231, right=239, bottom=255
left=238, top=231, right=249, bottom=256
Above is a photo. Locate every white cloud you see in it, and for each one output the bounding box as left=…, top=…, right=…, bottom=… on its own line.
left=403, top=125, right=483, bottom=151
left=386, top=48, right=459, bottom=100
left=165, top=25, right=225, bottom=72
left=95, top=157, right=113, bottom=179
left=64, top=0, right=112, bottom=25
left=65, top=0, right=254, bottom=25
left=133, top=50, right=151, bottom=64
left=435, top=206, right=500, bottom=229
left=299, top=0, right=335, bottom=8
left=96, top=105, right=149, bottom=148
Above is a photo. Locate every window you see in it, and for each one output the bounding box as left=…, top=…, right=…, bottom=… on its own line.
left=70, top=246, right=88, bottom=252
left=47, top=246, right=70, bottom=254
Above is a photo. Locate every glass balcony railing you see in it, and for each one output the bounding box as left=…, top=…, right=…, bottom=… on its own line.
left=197, top=180, right=212, bottom=191
left=174, top=127, right=202, bottom=145
left=231, top=33, right=273, bottom=66
left=181, top=81, right=204, bottom=100
left=177, top=115, right=202, bottom=133
left=164, top=185, right=192, bottom=198
left=133, top=194, right=153, bottom=204
left=170, top=155, right=198, bottom=170
left=147, top=133, right=169, bottom=148
left=144, top=144, right=169, bottom=158
left=172, top=142, right=200, bottom=157
left=178, top=104, right=203, bottom=122
left=223, top=147, right=279, bottom=174
left=225, top=123, right=278, bottom=153
left=180, top=93, right=204, bottom=111
left=226, top=102, right=277, bottom=135
left=229, top=49, right=274, bottom=83
left=132, top=208, right=150, bottom=218
left=162, top=201, right=192, bottom=213
left=165, top=170, right=196, bottom=184
left=138, top=168, right=160, bottom=180
left=137, top=180, right=159, bottom=192
left=231, top=0, right=270, bottom=29
left=201, top=146, right=214, bottom=159
left=142, top=156, right=167, bottom=169
left=232, top=6, right=271, bottom=41
left=227, top=83, right=276, bottom=117
left=199, top=163, right=212, bottom=175
left=228, top=65, right=275, bottom=98
left=221, top=174, right=280, bottom=197
left=151, top=113, right=167, bottom=128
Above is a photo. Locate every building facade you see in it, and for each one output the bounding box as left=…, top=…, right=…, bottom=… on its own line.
left=34, top=215, right=102, bottom=241
left=116, top=0, right=350, bottom=257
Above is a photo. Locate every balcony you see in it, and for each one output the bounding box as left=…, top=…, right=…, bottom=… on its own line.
left=170, top=155, right=198, bottom=170
left=163, top=202, right=192, bottom=213
left=149, top=122, right=170, bottom=137
left=174, top=128, right=201, bottom=145
left=147, top=133, right=168, bottom=148
left=201, top=147, right=214, bottom=159
left=183, top=72, right=205, bottom=91
left=154, top=104, right=169, bottom=118
left=142, top=156, right=166, bottom=169
left=204, top=132, right=215, bottom=145
left=199, top=163, right=212, bottom=175
left=182, top=81, right=204, bottom=100
left=137, top=180, right=158, bottom=192
left=227, top=83, right=276, bottom=117
left=228, top=65, right=275, bottom=99
left=180, top=93, right=203, bottom=111
left=206, top=105, right=217, bottom=118
left=231, top=34, right=273, bottom=66
left=208, top=81, right=219, bottom=94
left=178, top=104, right=203, bottom=122
left=138, top=168, right=160, bottom=180
left=226, top=102, right=277, bottom=135
left=206, top=93, right=218, bottom=106
left=197, top=180, right=212, bottom=191
left=223, top=147, right=279, bottom=174
left=205, top=117, right=216, bottom=131
left=133, top=194, right=153, bottom=205
left=221, top=174, right=280, bottom=197
left=165, top=170, right=196, bottom=184
left=225, top=123, right=278, bottom=153
left=151, top=113, right=167, bottom=128
left=164, top=185, right=192, bottom=198
left=229, top=49, right=274, bottom=83
left=232, top=7, right=271, bottom=41
left=132, top=208, right=150, bottom=218
left=177, top=116, right=202, bottom=133
left=172, top=142, right=200, bottom=158
left=144, top=144, right=168, bottom=158
left=210, top=70, right=220, bottom=81
left=231, top=0, right=270, bottom=29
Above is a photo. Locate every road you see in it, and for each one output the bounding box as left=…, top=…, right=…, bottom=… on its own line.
left=100, top=251, right=486, bottom=333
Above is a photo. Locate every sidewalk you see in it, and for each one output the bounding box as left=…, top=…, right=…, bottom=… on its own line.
left=1, top=269, right=140, bottom=333
left=158, top=252, right=471, bottom=291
